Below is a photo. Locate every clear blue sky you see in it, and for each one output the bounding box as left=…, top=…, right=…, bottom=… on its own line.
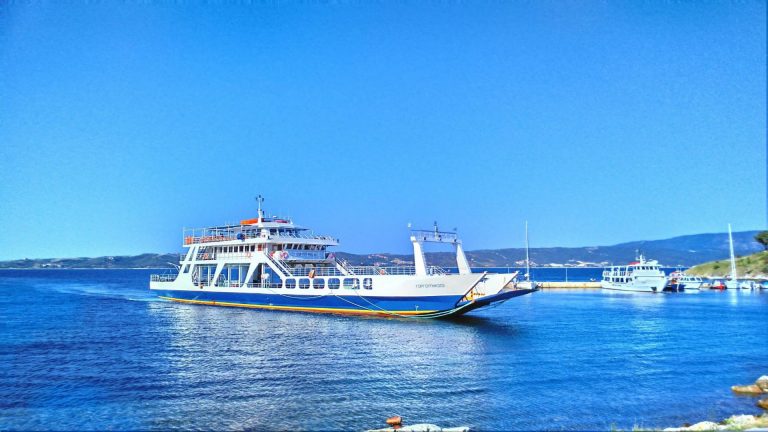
left=0, top=1, right=765, bottom=260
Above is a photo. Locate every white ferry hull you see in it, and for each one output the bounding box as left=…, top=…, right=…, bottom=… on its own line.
left=600, top=279, right=667, bottom=293
left=151, top=273, right=534, bottom=318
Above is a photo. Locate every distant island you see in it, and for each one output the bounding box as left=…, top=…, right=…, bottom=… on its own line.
left=687, top=250, right=768, bottom=279
left=0, top=230, right=761, bottom=269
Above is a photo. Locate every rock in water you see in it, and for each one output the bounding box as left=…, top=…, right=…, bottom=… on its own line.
left=400, top=424, right=442, bottom=432
left=686, top=421, right=720, bottom=431
left=758, top=398, right=768, bottom=410
left=366, top=422, right=469, bottom=432
left=725, top=414, right=756, bottom=428
left=756, top=375, right=768, bottom=392
left=731, top=384, right=764, bottom=394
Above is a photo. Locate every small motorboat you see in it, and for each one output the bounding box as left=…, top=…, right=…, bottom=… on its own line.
left=711, top=280, right=727, bottom=290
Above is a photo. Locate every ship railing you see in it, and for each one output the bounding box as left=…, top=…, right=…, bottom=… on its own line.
left=151, top=274, right=177, bottom=282
left=284, top=251, right=326, bottom=261
left=335, top=258, right=355, bottom=275
left=273, top=232, right=338, bottom=242
left=410, top=229, right=459, bottom=243
left=244, top=282, right=283, bottom=289
left=288, top=267, right=345, bottom=277
left=216, top=281, right=282, bottom=289
left=197, top=252, right=260, bottom=261
left=183, top=228, right=338, bottom=245
left=265, top=254, right=292, bottom=277
left=343, top=265, right=447, bottom=276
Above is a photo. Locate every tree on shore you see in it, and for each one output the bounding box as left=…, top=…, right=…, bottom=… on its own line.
left=755, top=231, right=768, bottom=250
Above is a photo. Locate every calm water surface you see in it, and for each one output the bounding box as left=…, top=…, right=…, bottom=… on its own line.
left=1, top=269, right=766, bottom=431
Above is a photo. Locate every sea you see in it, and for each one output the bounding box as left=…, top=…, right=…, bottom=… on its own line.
left=1, top=268, right=766, bottom=431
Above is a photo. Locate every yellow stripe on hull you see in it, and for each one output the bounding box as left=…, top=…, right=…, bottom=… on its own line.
left=158, top=296, right=438, bottom=316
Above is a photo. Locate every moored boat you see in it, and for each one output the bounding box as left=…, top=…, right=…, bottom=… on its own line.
left=601, top=253, right=668, bottom=293
left=149, top=198, right=536, bottom=318
left=668, top=270, right=702, bottom=290
left=664, top=276, right=686, bottom=293
left=724, top=223, right=747, bottom=289
left=710, top=280, right=727, bottom=290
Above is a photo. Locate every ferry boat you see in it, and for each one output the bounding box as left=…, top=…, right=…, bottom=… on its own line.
left=601, top=254, right=668, bottom=293
left=149, top=199, right=536, bottom=318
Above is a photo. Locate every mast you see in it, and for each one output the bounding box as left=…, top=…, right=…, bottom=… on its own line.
left=525, top=221, right=530, bottom=282
left=256, top=195, right=265, bottom=220
left=728, top=223, right=737, bottom=281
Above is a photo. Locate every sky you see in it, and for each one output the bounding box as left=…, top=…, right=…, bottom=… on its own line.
left=0, top=0, right=765, bottom=260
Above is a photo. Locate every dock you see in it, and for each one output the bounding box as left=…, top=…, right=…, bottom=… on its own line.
left=538, top=281, right=601, bottom=289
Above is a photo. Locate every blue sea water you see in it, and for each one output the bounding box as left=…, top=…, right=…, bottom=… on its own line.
left=1, top=269, right=766, bottom=431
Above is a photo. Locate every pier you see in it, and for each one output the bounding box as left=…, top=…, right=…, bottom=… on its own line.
left=538, top=281, right=601, bottom=289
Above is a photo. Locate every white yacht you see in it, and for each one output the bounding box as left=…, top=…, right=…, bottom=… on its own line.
left=149, top=198, right=536, bottom=318
left=601, top=254, right=668, bottom=293
left=668, top=270, right=703, bottom=290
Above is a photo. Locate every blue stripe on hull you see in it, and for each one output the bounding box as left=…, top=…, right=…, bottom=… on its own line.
left=158, top=290, right=464, bottom=314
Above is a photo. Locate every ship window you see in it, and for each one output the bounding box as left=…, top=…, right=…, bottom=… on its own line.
left=329, top=278, right=340, bottom=289
left=313, top=278, right=325, bottom=289
left=183, top=265, right=190, bottom=273
left=299, top=278, right=310, bottom=289
left=343, top=278, right=359, bottom=289
left=363, top=278, right=372, bottom=290
left=285, top=279, right=296, bottom=289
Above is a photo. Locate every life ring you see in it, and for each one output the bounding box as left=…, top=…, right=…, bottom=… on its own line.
left=379, top=269, right=386, bottom=275
left=308, top=269, right=316, bottom=279
left=246, top=252, right=252, bottom=258
left=202, top=253, right=209, bottom=259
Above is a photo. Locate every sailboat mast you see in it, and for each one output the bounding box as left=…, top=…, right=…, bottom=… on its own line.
left=525, top=221, right=530, bottom=282
left=728, top=223, right=737, bottom=281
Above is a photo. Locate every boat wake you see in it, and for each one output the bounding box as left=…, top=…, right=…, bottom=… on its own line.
left=33, top=282, right=160, bottom=303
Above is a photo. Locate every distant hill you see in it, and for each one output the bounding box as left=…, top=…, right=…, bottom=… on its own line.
left=0, top=253, right=181, bottom=269
left=337, top=230, right=762, bottom=268
left=687, top=251, right=768, bottom=279
left=0, top=231, right=761, bottom=269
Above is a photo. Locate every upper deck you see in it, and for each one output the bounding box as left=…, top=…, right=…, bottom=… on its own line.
left=182, top=216, right=338, bottom=247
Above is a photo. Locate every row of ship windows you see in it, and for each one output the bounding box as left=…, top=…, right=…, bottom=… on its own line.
left=285, top=277, right=373, bottom=290
left=193, top=244, right=326, bottom=255
left=607, top=277, right=632, bottom=283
